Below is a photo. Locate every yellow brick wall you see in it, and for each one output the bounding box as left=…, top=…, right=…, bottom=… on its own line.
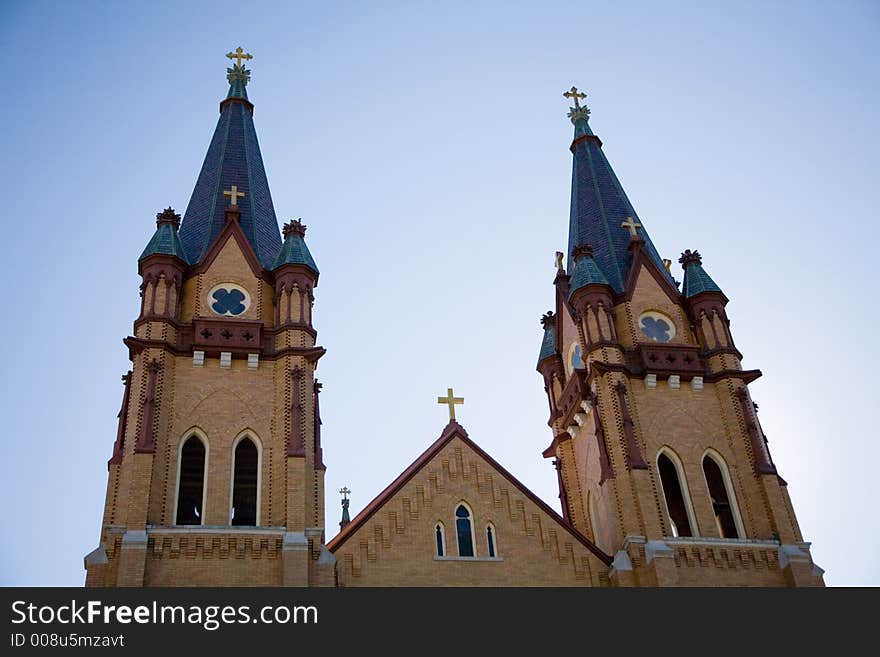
left=332, top=436, right=609, bottom=587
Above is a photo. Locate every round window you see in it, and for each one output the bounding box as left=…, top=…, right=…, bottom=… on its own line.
left=638, top=311, right=676, bottom=343
left=207, top=283, right=251, bottom=317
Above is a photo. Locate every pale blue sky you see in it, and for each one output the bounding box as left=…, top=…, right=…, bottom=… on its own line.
left=1, top=1, right=877, bottom=586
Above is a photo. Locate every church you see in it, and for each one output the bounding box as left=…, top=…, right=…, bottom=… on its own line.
left=83, top=50, right=824, bottom=587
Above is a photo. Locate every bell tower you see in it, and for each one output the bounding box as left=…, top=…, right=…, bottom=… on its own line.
left=84, top=50, right=334, bottom=587
left=537, top=88, right=824, bottom=587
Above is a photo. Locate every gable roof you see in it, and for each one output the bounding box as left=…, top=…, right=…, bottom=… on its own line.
left=327, top=420, right=612, bottom=565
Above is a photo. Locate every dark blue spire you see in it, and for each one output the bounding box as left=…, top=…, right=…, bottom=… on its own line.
left=567, top=244, right=611, bottom=300
left=565, top=94, right=673, bottom=293
left=537, top=311, right=558, bottom=367
left=178, top=59, right=282, bottom=270
left=140, top=208, right=188, bottom=262
left=679, top=250, right=723, bottom=298
left=274, top=220, right=319, bottom=275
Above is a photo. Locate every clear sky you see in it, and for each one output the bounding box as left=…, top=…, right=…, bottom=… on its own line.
left=1, top=1, right=877, bottom=586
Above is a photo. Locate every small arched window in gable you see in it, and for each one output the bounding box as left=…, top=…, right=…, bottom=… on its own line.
left=455, top=504, right=475, bottom=557
left=657, top=451, right=694, bottom=537
left=231, top=436, right=259, bottom=526
left=435, top=522, right=446, bottom=557
left=703, top=453, right=741, bottom=539
left=176, top=435, right=206, bottom=525
left=486, top=524, right=497, bottom=558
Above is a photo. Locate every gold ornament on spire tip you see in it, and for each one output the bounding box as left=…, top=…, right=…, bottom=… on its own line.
left=437, top=387, right=464, bottom=421
left=563, top=86, right=587, bottom=109
left=226, top=46, right=253, bottom=67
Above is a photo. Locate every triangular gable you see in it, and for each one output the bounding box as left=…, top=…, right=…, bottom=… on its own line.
left=621, top=241, right=682, bottom=304
left=190, top=214, right=270, bottom=283
left=327, top=421, right=611, bottom=565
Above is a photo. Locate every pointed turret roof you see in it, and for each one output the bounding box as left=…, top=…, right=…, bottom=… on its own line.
left=565, top=91, right=673, bottom=292
left=178, top=54, right=282, bottom=270
left=567, top=244, right=611, bottom=299
left=679, top=250, right=723, bottom=298
left=537, top=311, right=558, bottom=367
left=139, top=207, right=188, bottom=262
left=273, top=219, right=319, bottom=275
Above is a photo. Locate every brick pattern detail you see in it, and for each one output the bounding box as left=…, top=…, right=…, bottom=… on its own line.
left=333, top=438, right=609, bottom=587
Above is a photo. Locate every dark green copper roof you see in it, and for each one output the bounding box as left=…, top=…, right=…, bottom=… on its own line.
left=273, top=220, right=319, bottom=274
left=537, top=312, right=558, bottom=367
left=680, top=250, right=722, bottom=298
left=566, top=105, right=674, bottom=293
left=567, top=245, right=611, bottom=299
left=178, top=63, right=283, bottom=270
left=139, top=208, right=188, bottom=261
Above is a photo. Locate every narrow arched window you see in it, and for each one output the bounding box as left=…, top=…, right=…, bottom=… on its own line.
left=703, top=453, right=740, bottom=539
left=435, top=523, right=446, bottom=557
left=658, top=451, right=693, bottom=537
left=455, top=504, right=474, bottom=557
left=486, top=524, right=497, bottom=558
left=176, top=435, right=206, bottom=525
left=231, top=437, right=258, bottom=526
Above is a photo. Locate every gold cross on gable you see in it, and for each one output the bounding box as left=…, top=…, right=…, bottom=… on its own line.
left=226, top=47, right=253, bottom=67
left=621, top=216, right=643, bottom=238
left=564, top=86, right=587, bottom=109
left=223, top=185, right=245, bottom=206
left=437, top=387, right=464, bottom=421
left=339, top=487, right=351, bottom=500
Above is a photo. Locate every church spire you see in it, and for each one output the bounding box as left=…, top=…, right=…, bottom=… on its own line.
left=564, top=87, right=671, bottom=292
left=679, top=249, right=724, bottom=299
left=178, top=48, right=283, bottom=270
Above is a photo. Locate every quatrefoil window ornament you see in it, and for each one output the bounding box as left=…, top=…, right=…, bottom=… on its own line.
left=639, top=311, right=676, bottom=343
left=207, top=283, right=250, bottom=317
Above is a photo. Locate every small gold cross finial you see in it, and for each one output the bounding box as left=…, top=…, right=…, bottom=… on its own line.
left=223, top=185, right=245, bottom=206
left=563, top=86, right=587, bottom=109
left=621, top=216, right=643, bottom=238
left=340, top=487, right=351, bottom=500
left=226, top=47, right=253, bottom=67
left=437, top=387, right=464, bottom=421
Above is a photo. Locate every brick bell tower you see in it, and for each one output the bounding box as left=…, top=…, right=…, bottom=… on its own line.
left=84, top=49, right=334, bottom=587
left=536, top=87, right=824, bottom=587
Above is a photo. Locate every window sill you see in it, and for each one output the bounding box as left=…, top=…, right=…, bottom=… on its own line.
left=433, top=556, right=504, bottom=562
left=147, top=525, right=285, bottom=534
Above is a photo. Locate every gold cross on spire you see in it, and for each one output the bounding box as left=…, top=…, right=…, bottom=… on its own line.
left=223, top=185, right=245, bottom=206
left=621, top=216, right=643, bottom=238
left=564, top=86, right=587, bottom=109
left=226, top=47, right=253, bottom=67
left=437, top=387, right=464, bottom=421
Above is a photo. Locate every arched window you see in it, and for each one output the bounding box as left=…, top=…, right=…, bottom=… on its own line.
left=435, top=522, right=446, bottom=557
left=231, top=436, right=259, bottom=526
left=455, top=504, right=475, bottom=557
left=657, top=450, right=696, bottom=537
left=486, top=524, right=497, bottom=558
left=175, top=435, right=206, bottom=525
left=703, top=452, right=742, bottom=539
